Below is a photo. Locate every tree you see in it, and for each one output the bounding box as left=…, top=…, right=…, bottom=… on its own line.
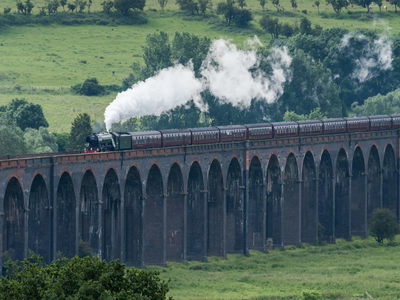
left=114, top=0, right=145, bottom=14
left=101, top=0, right=114, bottom=13
left=314, top=0, right=320, bottom=13
left=351, top=89, right=400, bottom=116
left=47, top=0, right=60, bottom=14
left=375, top=0, right=382, bottom=11
left=300, top=17, right=312, bottom=35
left=283, top=107, right=325, bottom=121
left=141, top=32, right=172, bottom=77
left=233, top=8, right=252, bottom=27
left=237, top=0, right=246, bottom=8
left=260, top=15, right=280, bottom=38
left=369, top=208, right=398, bottom=244
left=24, top=127, right=58, bottom=154
left=4, top=99, right=49, bottom=131
left=158, top=0, right=168, bottom=12
left=217, top=0, right=236, bottom=25
left=60, top=0, right=67, bottom=10
left=390, top=0, right=400, bottom=12
left=272, top=0, right=280, bottom=11
left=25, top=0, right=34, bottom=14
left=88, top=0, right=92, bottom=12
left=172, top=32, right=211, bottom=76
left=352, top=0, right=373, bottom=12
left=0, top=120, right=26, bottom=156
left=0, top=255, right=170, bottom=299
left=77, top=77, right=105, bottom=96
left=67, top=2, right=76, bottom=11
left=176, top=0, right=199, bottom=15
left=259, top=0, right=266, bottom=10
left=326, top=0, right=349, bottom=14
left=76, top=0, right=87, bottom=12
left=67, top=113, right=92, bottom=151
left=198, top=0, right=212, bottom=15
left=290, top=0, right=297, bottom=10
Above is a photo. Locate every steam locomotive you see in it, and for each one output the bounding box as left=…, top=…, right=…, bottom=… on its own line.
left=85, top=115, right=400, bottom=153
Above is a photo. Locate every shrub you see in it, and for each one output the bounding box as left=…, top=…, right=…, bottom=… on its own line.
left=369, top=208, right=399, bottom=244
left=78, top=77, right=104, bottom=96
left=0, top=255, right=170, bottom=299
left=3, top=7, right=11, bottom=14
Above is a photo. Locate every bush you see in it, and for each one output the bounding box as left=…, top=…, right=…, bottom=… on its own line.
left=0, top=255, right=170, bottom=299
left=369, top=208, right=399, bottom=244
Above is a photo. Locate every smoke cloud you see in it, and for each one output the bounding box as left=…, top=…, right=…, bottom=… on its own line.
left=340, top=32, right=392, bottom=83
left=104, top=39, right=292, bottom=131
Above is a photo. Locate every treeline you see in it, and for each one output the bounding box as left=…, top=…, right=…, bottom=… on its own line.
left=0, top=99, right=92, bottom=156
left=0, top=254, right=169, bottom=299
left=108, top=27, right=400, bottom=131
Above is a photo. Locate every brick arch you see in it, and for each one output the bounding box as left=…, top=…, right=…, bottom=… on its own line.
left=124, top=164, right=143, bottom=266
left=301, top=151, right=317, bottom=243
left=3, top=176, right=25, bottom=261
left=166, top=162, right=184, bottom=261
left=79, top=169, right=99, bottom=257
left=28, top=173, right=51, bottom=262
left=226, top=156, right=243, bottom=253
left=351, top=145, right=366, bottom=237
left=318, top=149, right=334, bottom=242
left=367, top=144, right=381, bottom=223
left=56, top=171, right=76, bottom=258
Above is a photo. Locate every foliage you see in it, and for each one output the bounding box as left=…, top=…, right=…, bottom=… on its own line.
left=279, top=50, right=342, bottom=117
left=78, top=240, right=94, bottom=257
left=172, top=32, right=211, bottom=76
left=259, top=0, right=266, bottom=10
left=158, top=0, right=168, bottom=12
left=390, top=0, right=400, bottom=12
left=197, top=0, right=212, bottom=15
left=260, top=15, right=280, bottom=38
left=54, top=132, right=70, bottom=152
left=300, top=17, right=312, bottom=35
left=141, top=31, right=172, bottom=77
left=176, top=0, right=198, bottom=14
left=352, top=0, right=373, bottom=12
left=326, top=0, right=349, bottom=14
left=283, top=107, right=325, bottom=121
left=67, top=113, right=92, bottom=151
left=101, top=0, right=114, bottom=13
left=0, top=119, right=26, bottom=156
left=216, top=0, right=252, bottom=27
left=351, top=88, right=400, bottom=116
left=3, top=98, right=49, bottom=131
left=114, top=0, right=145, bottom=15
left=0, top=255, right=170, bottom=299
left=369, top=208, right=398, bottom=244
left=46, top=0, right=60, bottom=14
left=24, top=127, right=58, bottom=154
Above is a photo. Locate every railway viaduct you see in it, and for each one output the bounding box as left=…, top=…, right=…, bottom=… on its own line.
left=0, top=128, right=398, bottom=266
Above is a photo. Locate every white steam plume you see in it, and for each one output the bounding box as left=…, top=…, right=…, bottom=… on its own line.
left=201, top=40, right=292, bottom=106
left=340, top=33, right=392, bottom=83
left=104, top=39, right=292, bottom=131
left=104, top=64, right=203, bottom=131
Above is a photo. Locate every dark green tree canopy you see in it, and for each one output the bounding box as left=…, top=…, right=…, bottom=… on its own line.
left=369, top=208, right=399, bottom=244
left=68, top=113, right=92, bottom=151
left=3, top=98, right=49, bottom=131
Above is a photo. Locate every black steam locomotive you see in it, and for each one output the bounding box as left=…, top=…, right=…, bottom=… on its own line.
left=85, top=115, right=400, bottom=153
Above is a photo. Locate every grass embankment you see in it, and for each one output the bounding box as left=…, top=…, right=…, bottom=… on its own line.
left=149, top=237, right=400, bottom=299
left=0, top=0, right=398, bottom=132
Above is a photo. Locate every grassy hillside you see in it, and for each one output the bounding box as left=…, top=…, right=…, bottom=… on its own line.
left=149, top=237, right=400, bottom=300
left=0, top=0, right=399, bottom=132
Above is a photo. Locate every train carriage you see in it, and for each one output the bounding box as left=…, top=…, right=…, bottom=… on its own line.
left=160, top=129, right=191, bottom=147
left=130, top=131, right=162, bottom=149
left=272, top=121, right=299, bottom=138
left=345, top=116, right=370, bottom=132
left=190, top=127, right=220, bottom=145
left=217, top=125, right=247, bottom=142
left=391, top=114, right=400, bottom=129
left=322, top=118, right=347, bottom=134
left=369, top=115, right=392, bottom=131
left=298, top=120, right=323, bottom=136
left=245, top=123, right=273, bottom=140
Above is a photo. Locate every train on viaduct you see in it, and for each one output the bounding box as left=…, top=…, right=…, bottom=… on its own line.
left=0, top=116, right=399, bottom=267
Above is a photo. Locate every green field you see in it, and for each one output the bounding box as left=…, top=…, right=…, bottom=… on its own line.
left=149, top=237, right=400, bottom=299
left=0, top=0, right=399, bottom=132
